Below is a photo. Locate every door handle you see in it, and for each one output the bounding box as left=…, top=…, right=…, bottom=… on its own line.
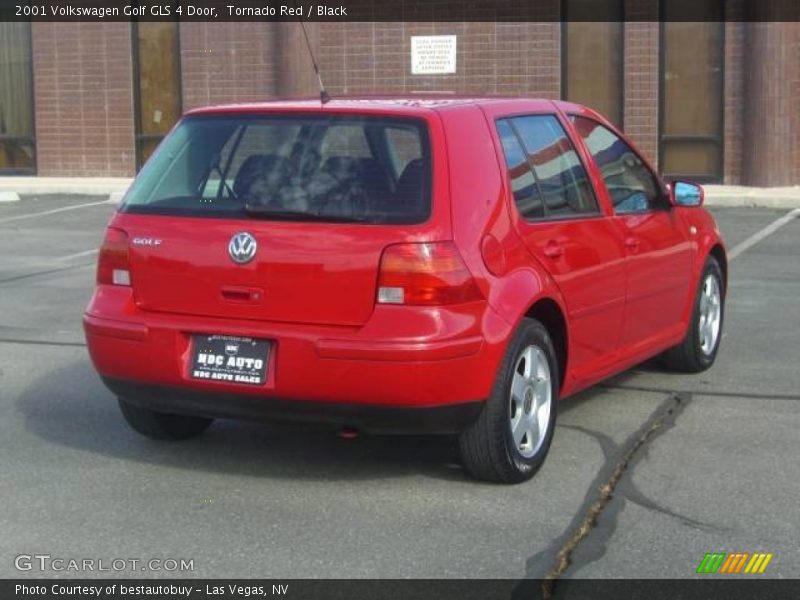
left=624, top=237, right=640, bottom=250
left=543, top=241, right=564, bottom=259
left=221, top=286, right=263, bottom=303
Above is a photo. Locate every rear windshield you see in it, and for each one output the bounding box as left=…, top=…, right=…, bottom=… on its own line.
left=121, top=114, right=431, bottom=224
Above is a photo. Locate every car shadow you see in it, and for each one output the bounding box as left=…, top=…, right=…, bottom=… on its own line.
left=16, top=359, right=473, bottom=483
left=17, top=356, right=626, bottom=484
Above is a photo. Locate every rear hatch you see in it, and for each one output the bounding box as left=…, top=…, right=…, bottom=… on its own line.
left=116, top=111, right=435, bottom=327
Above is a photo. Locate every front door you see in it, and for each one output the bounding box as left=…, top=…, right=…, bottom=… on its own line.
left=571, top=116, right=692, bottom=350
left=615, top=211, right=692, bottom=348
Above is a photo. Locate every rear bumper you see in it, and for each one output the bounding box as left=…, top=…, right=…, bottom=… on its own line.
left=104, top=377, right=483, bottom=434
left=84, top=286, right=512, bottom=428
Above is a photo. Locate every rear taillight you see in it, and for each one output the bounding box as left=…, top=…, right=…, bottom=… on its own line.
left=97, top=227, right=131, bottom=286
left=377, top=242, right=483, bottom=306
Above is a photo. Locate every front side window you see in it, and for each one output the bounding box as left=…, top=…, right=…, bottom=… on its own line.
left=497, top=115, right=598, bottom=221
left=121, top=115, right=431, bottom=225
left=571, top=116, right=663, bottom=214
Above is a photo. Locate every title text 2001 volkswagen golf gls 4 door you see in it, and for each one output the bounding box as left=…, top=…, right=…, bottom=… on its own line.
left=84, top=98, right=726, bottom=483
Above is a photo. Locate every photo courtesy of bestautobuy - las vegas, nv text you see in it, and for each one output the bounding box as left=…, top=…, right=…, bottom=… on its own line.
left=0, top=0, right=799, bottom=599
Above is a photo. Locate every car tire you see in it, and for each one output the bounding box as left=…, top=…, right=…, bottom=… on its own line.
left=459, top=318, right=558, bottom=484
left=661, top=256, right=725, bottom=373
left=118, top=398, right=213, bottom=441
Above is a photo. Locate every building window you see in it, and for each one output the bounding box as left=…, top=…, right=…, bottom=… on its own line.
left=562, top=0, right=624, bottom=127
left=0, top=23, right=35, bottom=174
left=132, top=22, right=182, bottom=169
left=660, top=1, right=724, bottom=182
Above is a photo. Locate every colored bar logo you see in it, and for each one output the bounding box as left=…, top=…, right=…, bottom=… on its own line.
left=697, top=552, right=773, bottom=574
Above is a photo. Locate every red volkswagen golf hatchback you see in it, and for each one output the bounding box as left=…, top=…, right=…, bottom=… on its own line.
left=84, top=97, right=726, bottom=483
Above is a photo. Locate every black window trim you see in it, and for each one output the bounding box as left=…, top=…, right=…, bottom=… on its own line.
left=495, top=113, right=604, bottom=225
left=568, top=113, right=671, bottom=216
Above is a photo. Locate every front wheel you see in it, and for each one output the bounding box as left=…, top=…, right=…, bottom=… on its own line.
left=118, top=398, right=213, bottom=440
left=459, top=318, right=558, bottom=484
left=661, top=256, right=725, bottom=373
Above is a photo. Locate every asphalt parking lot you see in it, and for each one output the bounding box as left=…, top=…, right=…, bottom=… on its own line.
left=0, top=196, right=797, bottom=581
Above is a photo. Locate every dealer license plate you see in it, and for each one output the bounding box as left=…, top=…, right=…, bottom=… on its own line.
left=190, top=335, right=269, bottom=386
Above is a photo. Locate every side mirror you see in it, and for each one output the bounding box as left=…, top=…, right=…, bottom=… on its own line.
left=670, top=181, right=704, bottom=207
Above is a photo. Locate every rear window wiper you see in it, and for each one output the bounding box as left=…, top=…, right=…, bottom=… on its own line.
left=243, top=204, right=368, bottom=223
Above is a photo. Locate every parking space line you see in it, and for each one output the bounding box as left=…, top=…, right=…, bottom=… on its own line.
left=0, top=262, right=94, bottom=286
left=602, top=382, right=800, bottom=402
left=728, top=208, right=800, bottom=260
left=0, top=337, right=86, bottom=348
left=55, top=249, right=99, bottom=262
left=0, top=198, right=115, bottom=225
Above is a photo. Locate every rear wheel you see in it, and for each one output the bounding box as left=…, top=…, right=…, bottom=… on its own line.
left=118, top=398, right=213, bottom=441
left=661, top=256, right=725, bottom=372
left=459, top=318, right=558, bottom=484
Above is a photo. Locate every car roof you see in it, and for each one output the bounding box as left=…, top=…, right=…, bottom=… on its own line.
left=184, top=95, right=580, bottom=117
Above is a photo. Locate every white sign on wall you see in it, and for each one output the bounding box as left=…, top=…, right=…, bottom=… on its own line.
left=410, top=35, right=457, bottom=75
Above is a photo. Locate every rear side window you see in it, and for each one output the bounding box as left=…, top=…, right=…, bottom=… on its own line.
left=121, top=115, right=431, bottom=224
left=496, top=115, right=598, bottom=220
left=496, top=120, right=544, bottom=219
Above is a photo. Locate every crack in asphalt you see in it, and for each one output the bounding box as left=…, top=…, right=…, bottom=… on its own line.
left=0, top=262, right=94, bottom=286
left=0, top=337, right=87, bottom=348
left=518, top=392, right=691, bottom=599
left=562, top=424, right=722, bottom=533
left=602, top=382, right=800, bottom=401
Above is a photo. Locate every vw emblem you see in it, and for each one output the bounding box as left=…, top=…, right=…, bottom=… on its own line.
left=228, top=232, right=257, bottom=265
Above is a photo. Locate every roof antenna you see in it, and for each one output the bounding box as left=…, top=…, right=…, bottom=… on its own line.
left=293, top=4, right=330, bottom=104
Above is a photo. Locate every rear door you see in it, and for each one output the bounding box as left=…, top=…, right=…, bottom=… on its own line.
left=570, top=116, right=692, bottom=348
left=117, top=112, right=438, bottom=327
left=494, top=113, right=627, bottom=377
